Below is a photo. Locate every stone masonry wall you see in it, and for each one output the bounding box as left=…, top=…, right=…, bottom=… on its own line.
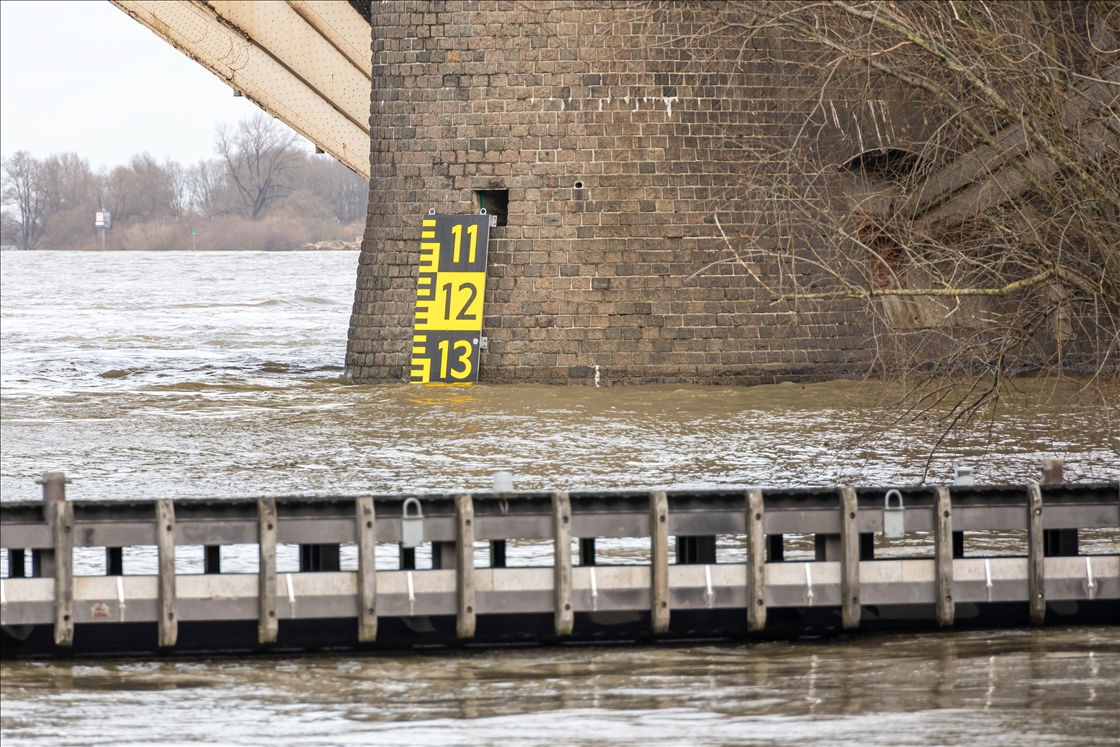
left=347, top=1, right=921, bottom=385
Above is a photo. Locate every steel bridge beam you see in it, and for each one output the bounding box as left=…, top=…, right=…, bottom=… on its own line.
left=110, top=0, right=372, bottom=178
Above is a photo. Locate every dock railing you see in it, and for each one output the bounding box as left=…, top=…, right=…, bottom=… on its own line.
left=1, top=469, right=1117, bottom=652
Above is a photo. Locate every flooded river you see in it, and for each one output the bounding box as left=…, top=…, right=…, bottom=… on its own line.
left=1, top=251, right=1117, bottom=745
left=2, top=628, right=1117, bottom=746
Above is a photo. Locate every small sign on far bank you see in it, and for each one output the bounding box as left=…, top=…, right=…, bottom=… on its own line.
left=95, top=211, right=111, bottom=251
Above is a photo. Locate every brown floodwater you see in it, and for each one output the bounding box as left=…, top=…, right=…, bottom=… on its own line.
left=2, top=628, right=1118, bottom=746
left=1, top=251, right=1117, bottom=744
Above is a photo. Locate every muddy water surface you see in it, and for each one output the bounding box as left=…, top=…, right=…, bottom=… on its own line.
left=1, top=251, right=1117, bottom=745
left=2, top=629, right=1118, bottom=746
left=2, top=252, right=1117, bottom=501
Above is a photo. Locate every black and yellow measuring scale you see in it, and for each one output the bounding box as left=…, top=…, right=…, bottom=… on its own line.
left=410, top=214, right=490, bottom=383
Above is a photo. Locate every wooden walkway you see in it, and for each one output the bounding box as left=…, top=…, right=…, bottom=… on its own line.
left=1, top=472, right=1117, bottom=657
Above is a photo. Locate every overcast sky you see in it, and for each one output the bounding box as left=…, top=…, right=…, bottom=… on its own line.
left=1, top=0, right=302, bottom=170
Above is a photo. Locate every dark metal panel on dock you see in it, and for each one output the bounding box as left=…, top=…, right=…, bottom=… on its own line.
left=473, top=515, right=553, bottom=541
left=74, top=521, right=158, bottom=549
left=277, top=518, right=357, bottom=544
left=177, top=520, right=258, bottom=545
left=570, top=512, right=650, bottom=539
left=476, top=590, right=554, bottom=615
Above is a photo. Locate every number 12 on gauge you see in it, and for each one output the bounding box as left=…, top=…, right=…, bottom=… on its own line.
left=430, top=271, right=483, bottom=329
left=410, top=331, right=479, bottom=384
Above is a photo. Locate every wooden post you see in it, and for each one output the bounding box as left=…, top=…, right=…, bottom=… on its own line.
left=41, top=471, right=65, bottom=523
left=1041, top=458, right=1077, bottom=556
left=36, top=472, right=66, bottom=581
left=552, top=491, right=573, bottom=636
left=840, top=487, right=860, bottom=630
left=53, top=499, right=74, bottom=648
left=746, top=489, right=766, bottom=632
left=356, top=497, right=377, bottom=642
left=156, top=499, right=177, bottom=647
left=934, top=487, right=954, bottom=627
left=1041, top=458, right=1063, bottom=484
left=258, top=498, right=278, bottom=645
left=650, top=490, right=670, bottom=634
left=1027, top=483, right=1046, bottom=625
left=455, top=493, right=476, bottom=639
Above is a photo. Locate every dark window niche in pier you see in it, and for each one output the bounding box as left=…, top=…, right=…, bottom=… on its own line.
left=475, top=190, right=508, bottom=226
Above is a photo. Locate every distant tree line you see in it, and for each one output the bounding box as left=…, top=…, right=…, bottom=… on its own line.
left=1, top=113, right=368, bottom=251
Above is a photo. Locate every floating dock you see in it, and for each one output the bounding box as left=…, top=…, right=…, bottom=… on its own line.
left=1, top=472, right=1116, bottom=657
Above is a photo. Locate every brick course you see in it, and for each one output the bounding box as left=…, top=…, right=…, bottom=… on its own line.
left=346, top=1, right=904, bottom=385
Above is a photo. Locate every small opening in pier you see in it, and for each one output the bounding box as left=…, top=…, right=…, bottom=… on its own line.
left=475, top=190, right=508, bottom=226
left=842, top=147, right=923, bottom=181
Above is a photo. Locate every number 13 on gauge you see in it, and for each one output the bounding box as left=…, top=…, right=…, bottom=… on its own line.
left=410, top=331, right=479, bottom=384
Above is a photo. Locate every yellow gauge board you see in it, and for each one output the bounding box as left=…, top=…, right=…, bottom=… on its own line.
left=410, top=215, right=490, bottom=384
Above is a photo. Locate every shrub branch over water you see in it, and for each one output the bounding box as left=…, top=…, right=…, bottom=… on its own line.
left=627, top=0, right=1118, bottom=471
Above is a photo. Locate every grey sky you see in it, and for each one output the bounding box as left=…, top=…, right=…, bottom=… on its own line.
left=0, top=0, right=301, bottom=169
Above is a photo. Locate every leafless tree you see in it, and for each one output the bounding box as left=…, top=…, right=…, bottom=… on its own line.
left=300, top=154, right=369, bottom=224
left=38, top=153, right=100, bottom=249
left=1, top=151, right=49, bottom=250
left=163, top=158, right=191, bottom=220
left=40, top=152, right=98, bottom=214
left=215, top=113, right=303, bottom=219
left=2, top=116, right=361, bottom=250
left=186, top=159, right=232, bottom=217
left=99, top=153, right=176, bottom=228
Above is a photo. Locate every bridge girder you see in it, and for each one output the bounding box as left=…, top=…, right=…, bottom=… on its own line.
left=110, top=0, right=372, bottom=178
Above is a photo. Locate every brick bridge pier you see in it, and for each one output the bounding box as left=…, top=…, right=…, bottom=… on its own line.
left=345, top=2, right=921, bottom=385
